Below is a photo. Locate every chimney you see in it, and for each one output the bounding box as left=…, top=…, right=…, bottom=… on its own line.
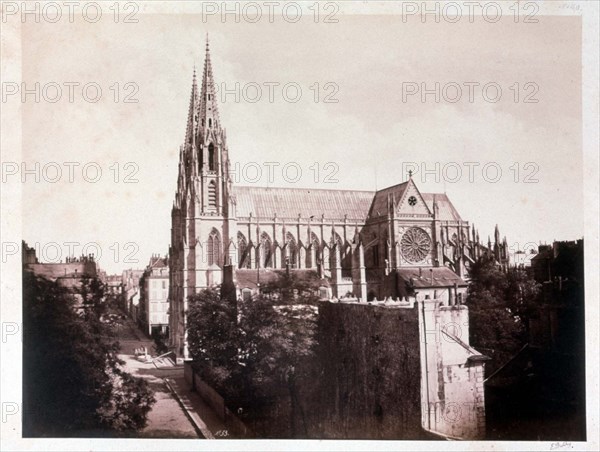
left=221, top=264, right=237, bottom=303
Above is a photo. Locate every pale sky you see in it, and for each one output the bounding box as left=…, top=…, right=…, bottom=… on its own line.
left=19, top=10, right=583, bottom=274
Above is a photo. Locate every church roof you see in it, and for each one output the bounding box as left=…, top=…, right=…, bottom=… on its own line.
left=232, top=185, right=462, bottom=222
left=368, top=182, right=409, bottom=218
left=397, top=266, right=467, bottom=288
left=421, top=193, right=463, bottom=222
left=233, top=186, right=375, bottom=221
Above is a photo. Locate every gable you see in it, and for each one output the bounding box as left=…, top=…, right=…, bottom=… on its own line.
left=397, top=179, right=431, bottom=215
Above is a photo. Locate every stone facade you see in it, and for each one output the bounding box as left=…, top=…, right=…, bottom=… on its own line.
left=22, top=241, right=98, bottom=307
left=139, top=255, right=170, bottom=336
left=168, top=41, right=508, bottom=357
left=319, top=298, right=487, bottom=440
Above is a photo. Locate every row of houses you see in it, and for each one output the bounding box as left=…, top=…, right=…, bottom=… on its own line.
left=120, top=255, right=170, bottom=337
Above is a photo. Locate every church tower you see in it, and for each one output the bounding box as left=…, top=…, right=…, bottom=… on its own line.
left=169, top=37, right=235, bottom=358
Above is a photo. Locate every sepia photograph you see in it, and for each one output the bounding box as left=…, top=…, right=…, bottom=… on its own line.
left=1, top=1, right=598, bottom=451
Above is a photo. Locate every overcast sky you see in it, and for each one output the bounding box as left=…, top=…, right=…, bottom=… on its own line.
left=19, top=9, right=582, bottom=274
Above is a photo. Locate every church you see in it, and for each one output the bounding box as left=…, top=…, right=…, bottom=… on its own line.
left=168, top=40, right=509, bottom=358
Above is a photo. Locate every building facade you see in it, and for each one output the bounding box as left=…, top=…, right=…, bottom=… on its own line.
left=168, top=41, right=508, bottom=358
left=140, top=255, right=170, bottom=337
left=122, top=268, right=144, bottom=318
left=22, top=241, right=99, bottom=308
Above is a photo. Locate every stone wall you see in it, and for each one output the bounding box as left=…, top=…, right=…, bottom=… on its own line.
left=419, top=302, right=486, bottom=439
left=317, top=299, right=487, bottom=440
left=183, top=361, right=252, bottom=438
left=317, top=301, right=426, bottom=439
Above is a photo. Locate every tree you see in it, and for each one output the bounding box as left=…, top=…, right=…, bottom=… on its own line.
left=186, top=288, right=241, bottom=392
left=241, top=273, right=319, bottom=436
left=185, top=272, right=320, bottom=437
left=23, top=270, right=155, bottom=437
left=466, top=256, right=535, bottom=374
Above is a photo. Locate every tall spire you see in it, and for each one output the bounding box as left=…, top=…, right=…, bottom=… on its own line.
left=198, top=33, right=221, bottom=140
left=184, top=66, right=199, bottom=147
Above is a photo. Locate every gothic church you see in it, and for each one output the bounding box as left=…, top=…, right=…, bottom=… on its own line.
left=168, top=41, right=508, bottom=358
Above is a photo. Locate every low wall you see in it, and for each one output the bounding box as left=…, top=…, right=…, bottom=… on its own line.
left=184, top=361, right=252, bottom=438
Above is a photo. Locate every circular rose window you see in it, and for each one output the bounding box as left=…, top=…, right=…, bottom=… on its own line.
left=408, top=196, right=417, bottom=206
left=400, top=227, right=431, bottom=263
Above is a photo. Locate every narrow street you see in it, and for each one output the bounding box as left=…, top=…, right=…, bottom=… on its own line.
left=114, top=317, right=199, bottom=438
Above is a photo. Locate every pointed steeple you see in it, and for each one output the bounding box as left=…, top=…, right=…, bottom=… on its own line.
left=184, top=66, right=199, bottom=147
left=494, top=224, right=500, bottom=244
left=198, top=34, right=221, bottom=141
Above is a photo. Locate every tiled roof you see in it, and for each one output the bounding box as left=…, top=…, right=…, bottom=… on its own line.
left=232, top=185, right=463, bottom=223
left=397, top=266, right=467, bottom=288
left=368, top=182, right=409, bottom=218
left=233, top=186, right=375, bottom=221
left=421, top=193, right=463, bottom=222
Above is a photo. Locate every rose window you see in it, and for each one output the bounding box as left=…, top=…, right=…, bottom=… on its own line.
left=400, top=227, right=431, bottom=263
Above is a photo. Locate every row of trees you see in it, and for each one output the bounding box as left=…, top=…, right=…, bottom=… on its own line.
left=23, top=271, right=155, bottom=437
left=186, top=272, right=320, bottom=437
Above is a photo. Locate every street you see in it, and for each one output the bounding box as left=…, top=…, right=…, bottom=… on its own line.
left=115, top=317, right=199, bottom=438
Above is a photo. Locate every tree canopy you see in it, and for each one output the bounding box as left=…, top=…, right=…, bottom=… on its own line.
left=467, top=255, right=540, bottom=374
left=186, top=272, right=320, bottom=436
left=23, top=270, right=155, bottom=437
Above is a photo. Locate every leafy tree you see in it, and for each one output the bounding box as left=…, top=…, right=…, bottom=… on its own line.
left=467, top=255, right=539, bottom=374
left=186, top=287, right=241, bottom=390
left=186, top=272, right=319, bottom=436
left=23, top=270, right=155, bottom=437
left=505, top=267, right=541, bottom=335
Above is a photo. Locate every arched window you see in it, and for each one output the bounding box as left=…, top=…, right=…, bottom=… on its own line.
left=238, top=232, right=248, bottom=268
left=209, top=118, right=212, bottom=128
left=207, top=229, right=221, bottom=267
left=309, top=232, right=320, bottom=268
left=332, top=232, right=345, bottom=260
left=208, top=143, right=215, bottom=171
left=286, top=232, right=297, bottom=268
left=261, top=232, right=272, bottom=268
left=208, top=181, right=216, bottom=208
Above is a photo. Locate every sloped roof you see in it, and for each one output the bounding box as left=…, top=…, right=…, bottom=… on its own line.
left=232, top=185, right=463, bottom=223
left=421, top=193, right=462, bottom=222
left=397, top=266, right=467, bottom=288
left=233, top=186, right=374, bottom=220
left=368, top=182, right=409, bottom=218
left=149, top=256, right=168, bottom=268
